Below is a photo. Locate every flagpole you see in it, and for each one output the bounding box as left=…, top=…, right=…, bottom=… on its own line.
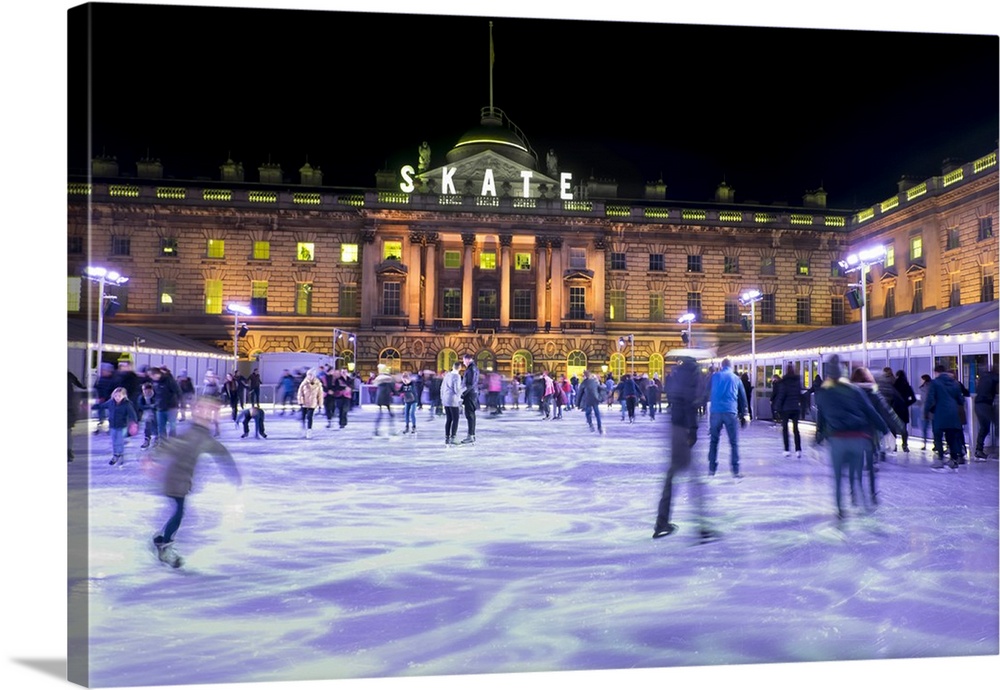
left=489, top=21, right=494, bottom=117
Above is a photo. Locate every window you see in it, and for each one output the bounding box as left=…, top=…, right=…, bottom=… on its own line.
left=610, top=252, right=627, bottom=271
left=566, top=350, right=588, bottom=380
left=67, top=276, right=81, bottom=312
left=649, top=254, right=665, bottom=271
left=649, top=294, right=664, bottom=322
left=982, top=274, right=996, bottom=303
left=609, top=352, right=626, bottom=379
left=383, top=240, right=402, bottom=261
left=569, top=247, right=587, bottom=270
left=252, top=240, right=270, bottom=260
left=760, top=293, right=776, bottom=324
left=686, top=292, right=702, bottom=319
left=515, top=252, right=532, bottom=270
left=724, top=256, right=740, bottom=274
left=884, top=286, right=896, bottom=318
left=760, top=256, right=775, bottom=275
left=724, top=297, right=740, bottom=324
left=207, top=239, right=225, bottom=259
left=979, top=217, right=994, bottom=241
left=437, top=349, right=459, bottom=374
left=111, top=235, right=130, bottom=256
left=949, top=278, right=962, bottom=308
left=68, top=236, right=84, bottom=255
left=569, top=286, right=586, bottom=319
left=476, top=350, right=496, bottom=375
left=339, top=284, right=360, bottom=317
left=296, top=282, right=313, bottom=315
left=251, top=280, right=268, bottom=315
left=511, top=351, right=531, bottom=377
left=795, top=296, right=811, bottom=325
left=911, top=279, right=923, bottom=313
left=444, top=250, right=461, bottom=269
left=477, top=288, right=498, bottom=318
left=884, top=245, right=895, bottom=268
left=204, top=279, right=223, bottom=314
left=796, top=260, right=810, bottom=276
left=380, top=348, right=401, bottom=373
left=159, top=237, right=178, bottom=257
left=648, top=353, right=665, bottom=380
left=479, top=251, right=496, bottom=270
left=297, top=242, right=315, bottom=261
left=341, top=243, right=359, bottom=263
left=831, top=260, right=845, bottom=278
left=831, top=296, right=846, bottom=325
left=946, top=228, right=961, bottom=251
left=910, top=235, right=923, bottom=262
left=442, top=288, right=462, bottom=318
left=512, top=289, right=533, bottom=320
left=381, top=282, right=400, bottom=316
left=158, top=278, right=176, bottom=313
left=609, top=290, right=626, bottom=321
left=686, top=255, right=702, bottom=273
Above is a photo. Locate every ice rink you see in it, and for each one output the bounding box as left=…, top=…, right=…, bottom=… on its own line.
left=68, top=401, right=998, bottom=687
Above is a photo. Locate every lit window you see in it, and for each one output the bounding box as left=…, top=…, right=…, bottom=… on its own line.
left=515, top=253, right=532, bottom=270
left=67, top=276, right=81, bottom=312
left=797, top=260, right=810, bottom=276
left=609, top=290, right=626, bottom=321
left=253, top=241, right=270, bottom=260
left=341, top=243, right=359, bottom=263
left=910, top=235, right=923, bottom=261
left=251, top=281, right=268, bottom=315
left=649, top=294, right=664, bottom=322
left=339, top=284, right=359, bottom=317
left=207, top=239, right=225, bottom=259
left=204, top=279, right=223, bottom=314
left=443, top=250, right=461, bottom=269
left=979, top=217, right=994, bottom=241
left=884, top=245, right=895, bottom=268
left=158, top=279, right=176, bottom=313
left=297, top=242, right=315, bottom=261
left=296, top=283, right=313, bottom=315
left=383, top=241, right=402, bottom=261
left=480, top=251, right=496, bottom=270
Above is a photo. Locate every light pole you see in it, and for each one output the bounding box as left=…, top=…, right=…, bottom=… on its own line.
left=227, top=303, right=252, bottom=363
left=838, top=244, right=886, bottom=368
left=84, top=266, right=129, bottom=384
left=333, top=328, right=357, bottom=372
left=739, top=289, right=763, bottom=390
left=617, top=334, right=635, bottom=376
left=678, top=312, right=696, bottom=348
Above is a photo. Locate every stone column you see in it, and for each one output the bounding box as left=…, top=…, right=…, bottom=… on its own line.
left=550, top=236, right=563, bottom=330
left=593, top=235, right=607, bottom=332
left=499, top=233, right=512, bottom=329
left=424, top=233, right=438, bottom=329
left=535, top=237, right=548, bottom=329
left=360, top=227, right=377, bottom=329
left=407, top=232, right=422, bottom=329
left=462, top=232, right=476, bottom=330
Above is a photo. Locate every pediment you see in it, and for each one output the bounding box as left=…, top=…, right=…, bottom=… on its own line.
left=563, top=268, right=595, bottom=283
left=376, top=259, right=408, bottom=276
left=420, top=150, right=558, bottom=187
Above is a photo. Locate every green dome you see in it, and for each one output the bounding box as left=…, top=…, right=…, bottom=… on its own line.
left=446, top=110, right=538, bottom=170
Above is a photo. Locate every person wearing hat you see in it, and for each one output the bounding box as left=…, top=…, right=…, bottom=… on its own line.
left=815, top=354, right=889, bottom=519
left=653, top=350, right=716, bottom=542
left=460, top=353, right=479, bottom=444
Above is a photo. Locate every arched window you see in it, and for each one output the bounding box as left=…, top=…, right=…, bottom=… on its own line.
left=566, top=350, right=587, bottom=379
left=511, top=350, right=533, bottom=377
left=476, top=349, right=496, bottom=374
left=437, top=348, right=458, bottom=374
left=648, top=352, right=664, bottom=381
left=379, top=348, right=401, bottom=373
left=609, top=352, right=626, bottom=379
left=338, top=349, right=355, bottom=372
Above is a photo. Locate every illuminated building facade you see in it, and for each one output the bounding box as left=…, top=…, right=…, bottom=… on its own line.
left=67, top=108, right=999, bottom=381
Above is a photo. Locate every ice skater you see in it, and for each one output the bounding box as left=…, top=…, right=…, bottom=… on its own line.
left=238, top=404, right=267, bottom=438
left=706, top=358, right=749, bottom=479
left=653, top=349, right=716, bottom=542
left=577, top=369, right=605, bottom=434
left=442, top=361, right=463, bottom=445
left=460, top=353, right=479, bottom=444
left=297, top=368, right=324, bottom=439
left=148, top=396, right=242, bottom=568
left=93, top=386, right=138, bottom=465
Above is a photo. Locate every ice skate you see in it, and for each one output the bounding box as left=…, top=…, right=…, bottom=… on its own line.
left=152, top=536, right=183, bottom=568
left=652, top=523, right=677, bottom=539
left=460, top=435, right=476, bottom=445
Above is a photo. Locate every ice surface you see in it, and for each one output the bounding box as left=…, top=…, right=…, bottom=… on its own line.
left=69, top=404, right=999, bottom=687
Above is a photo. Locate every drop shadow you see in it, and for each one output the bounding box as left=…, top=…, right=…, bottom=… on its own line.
left=11, top=658, right=66, bottom=680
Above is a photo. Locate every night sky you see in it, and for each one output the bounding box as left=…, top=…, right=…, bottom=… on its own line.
left=68, top=3, right=997, bottom=210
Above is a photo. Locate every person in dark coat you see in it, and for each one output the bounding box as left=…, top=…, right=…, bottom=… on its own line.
left=372, top=365, right=397, bottom=437
left=113, top=361, right=142, bottom=414
left=973, top=367, right=998, bottom=460
left=892, top=370, right=918, bottom=452
left=815, top=355, right=889, bottom=520
left=460, top=353, right=479, bottom=444
left=653, top=350, right=715, bottom=542
left=247, top=368, right=262, bottom=407
left=925, top=365, right=968, bottom=470
left=93, top=362, right=117, bottom=433
left=577, top=369, right=605, bottom=434
left=645, top=378, right=661, bottom=421
left=148, top=396, right=242, bottom=568
left=850, top=367, right=905, bottom=506
left=150, top=366, right=182, bottom=439
left=773, top=366, right=804, bottom=457
left=238, top=404, right=267, bottom=438
left=740, top=372, right=754, bottom=420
